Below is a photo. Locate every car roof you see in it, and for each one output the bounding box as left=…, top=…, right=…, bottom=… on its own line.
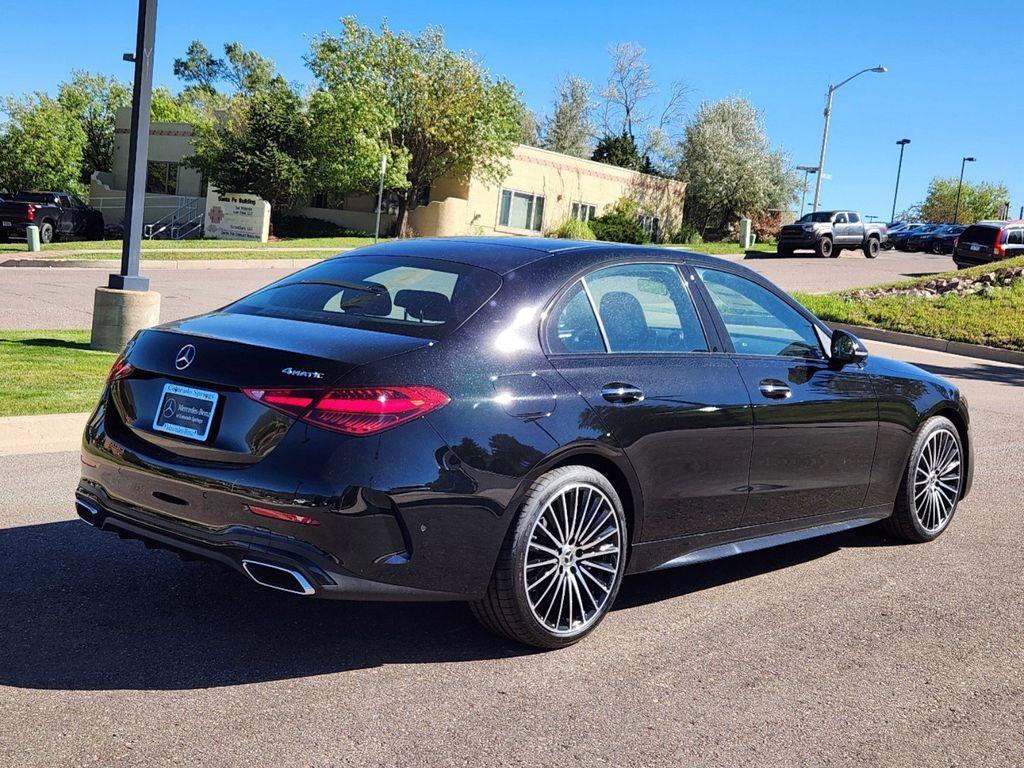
left=338, top=237, right=747, bottom=276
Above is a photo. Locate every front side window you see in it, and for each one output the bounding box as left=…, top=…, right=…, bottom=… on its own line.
left=834, top=213, right=848, bottom=224
left=499, top=189, right=545, bottom=231
left=584, top=263, right=707, bottom=353
left=696, top=268, right=822, bottom=359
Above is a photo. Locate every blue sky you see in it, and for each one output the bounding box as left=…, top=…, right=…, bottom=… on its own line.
left=3, top=0, right=1021, bottom=221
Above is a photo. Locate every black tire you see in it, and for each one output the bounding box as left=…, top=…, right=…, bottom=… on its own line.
left=816, top=237, right=835, bottom=258
left=470, top=465, right=628, bottom=649
left=0, top=231, right=8, bottom=243
left=39, top=221, right=55, bottom=244
left=777, top=246, right=793, bottom=257
left=863, top=236, right=881, bottom=258
left=881, top=416, right=964, bottom=543
left=931, top=241, right=944, bottom=255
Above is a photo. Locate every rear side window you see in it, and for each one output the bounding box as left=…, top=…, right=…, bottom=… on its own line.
left=1007, top=229, right=1023, bottom=245
left=847, top=212, right=860, bottom=223
left=696, top=268, right=822, bottom=359
left=225, top=255, right=501, bottom=340
left=959, top=225, right=998, bottom=247
left=547, top=263, right=708, bottom=354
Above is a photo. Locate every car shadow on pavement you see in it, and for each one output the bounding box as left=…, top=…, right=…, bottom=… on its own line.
left=914, top=361, right=1024, bottom=387
left=0, top=519, right=893, bottom=691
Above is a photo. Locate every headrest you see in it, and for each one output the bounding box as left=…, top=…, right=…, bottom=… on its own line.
left=336, top=282, right=392, bottom=316
left=394, top=289, right=450, bottom=322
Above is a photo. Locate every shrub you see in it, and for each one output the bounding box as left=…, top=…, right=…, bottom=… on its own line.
left=671, top=223, right=703, bottom=246
left=270, top=214, right=370, bottom=238
left=551, top=217, right=596, bottom=240
left=588, top=199, right=648, bottom=244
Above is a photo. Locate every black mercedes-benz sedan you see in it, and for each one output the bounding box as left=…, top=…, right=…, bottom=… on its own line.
left=77, top=238, right=973, bottom=649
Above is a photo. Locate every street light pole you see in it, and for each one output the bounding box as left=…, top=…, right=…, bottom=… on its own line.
left=953, top=156, right=975, bottom=225
left=891, top=138, right=911, bottom=222
left=811, top=65, right=887, bottom=212
left=89, top=0, right=161, bottom=352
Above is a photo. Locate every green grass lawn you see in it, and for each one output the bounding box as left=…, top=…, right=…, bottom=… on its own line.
left=0, top=235, right=380, bottom=256
left=0, top=330, right=115, bottom=417
left=797, top=256, right=1024, bottom=351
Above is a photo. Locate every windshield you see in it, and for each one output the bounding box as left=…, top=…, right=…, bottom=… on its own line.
left=224, top=254, right=502, bottom=340
left=798, top=212, right=835, bottom=223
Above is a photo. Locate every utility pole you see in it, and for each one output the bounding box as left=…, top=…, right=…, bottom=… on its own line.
left=891, top=139, right=910, bottom=222
left=90, top=0, right=161, bottom=351
left=952, top=156, right=975, bottom=225
left=374, top=153, right=387, bottom=243
left=811, top=66, right=887, bottom=212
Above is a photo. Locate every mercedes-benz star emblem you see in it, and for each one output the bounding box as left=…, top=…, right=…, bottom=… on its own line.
left=162, top=398, right=178, bottom=419
left=175, top=344, right=196, bottom=370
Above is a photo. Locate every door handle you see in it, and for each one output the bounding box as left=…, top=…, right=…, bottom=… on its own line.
left=758, top=379, right=792, bottom=399
left=601, top=384, right=645, bottom=404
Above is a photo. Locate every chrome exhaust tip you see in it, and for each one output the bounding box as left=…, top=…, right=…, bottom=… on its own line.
left=75, top=499, right=100, bottom=526
left=241, top=559, right=315, bottom=596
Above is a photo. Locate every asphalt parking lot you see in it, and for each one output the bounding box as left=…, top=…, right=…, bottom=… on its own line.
left=0, top=248, right=954, bottom=329
left=1, top=338, right=1021, bottom=767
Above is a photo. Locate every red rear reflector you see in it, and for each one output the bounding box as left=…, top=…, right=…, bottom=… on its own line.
left=246, top=504, right=320, bottom=526
left=243, top=385, right=450, bottom=436
left=25, top=205, right=34, bottom=222
left=106, top=357, right=135, bottom=383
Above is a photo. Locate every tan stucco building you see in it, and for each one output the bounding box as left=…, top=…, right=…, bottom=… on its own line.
left=97, top=109, right=685, bottom=241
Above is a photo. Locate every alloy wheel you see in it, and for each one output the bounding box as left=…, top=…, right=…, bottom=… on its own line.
left=523, top=483, right=623, bottom=636
left=913, top=428, right=962, bottom=533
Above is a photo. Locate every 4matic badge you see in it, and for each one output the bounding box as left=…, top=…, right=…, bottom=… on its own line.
left=282, top=367, right=325, bottom=379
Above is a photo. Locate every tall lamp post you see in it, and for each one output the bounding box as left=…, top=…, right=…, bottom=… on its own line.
left=891, top=138, right=911, bottom=222
left=952, top=156, right=975, bottom=224
left=90, top=0, right=161, bottom=351
left=796, top=165, right=819, bottom=216
left=811, top=65, right=887, bottom=212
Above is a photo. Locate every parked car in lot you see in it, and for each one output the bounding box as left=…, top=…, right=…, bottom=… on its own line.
left=777, top=210, right=887, bottom=258
left=953, top=221, right=1024, bottom=268
left=881, top=222, right=916, bottom=249
left=75, top=238, right=973, bottom=648
left=928, top=225, right=966, bottom=254
left=0, top=191, right=104, bottom=243
left=905, top=223, right=957, bottom=253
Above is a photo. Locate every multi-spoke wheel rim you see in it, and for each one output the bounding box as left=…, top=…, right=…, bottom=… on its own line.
left=523, top=483, right=622, bottom=637
left=913, top=428, right=962, bottom=533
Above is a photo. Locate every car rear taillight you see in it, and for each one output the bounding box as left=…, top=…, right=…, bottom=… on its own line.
left=25, top=205, right=34, bottom=222
left=994, top=230, right=1006, bottom=257
left=243, top=385, right=450, bottom=436
left=106, top=356, right=135, bottom=383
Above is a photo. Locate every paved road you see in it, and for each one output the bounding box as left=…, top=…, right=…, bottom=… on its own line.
left=0, top=340, right=1020, bottom=767
left=0, top=249, right=953, bottom=330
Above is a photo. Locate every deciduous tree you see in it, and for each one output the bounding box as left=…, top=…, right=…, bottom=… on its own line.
left=918, top=177, right=1009, bottom=224
left=677, top=97, right=798, bottom=238
left=308, top=18, right=526, bottom=236
left=0, top=93, right=86, bottom=194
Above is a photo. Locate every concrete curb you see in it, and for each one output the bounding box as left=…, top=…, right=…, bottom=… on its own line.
left=0, top=257, right=327, bottom=270
left=831, top=323, right=1024, bottom=366
left=0, top=412, right=89, bottom=456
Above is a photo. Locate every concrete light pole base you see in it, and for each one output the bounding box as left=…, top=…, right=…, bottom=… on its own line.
left=89, top=287, right=161, bottom=352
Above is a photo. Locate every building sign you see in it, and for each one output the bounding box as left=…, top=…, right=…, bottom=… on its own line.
left=204, top=187, right=270, bottom=242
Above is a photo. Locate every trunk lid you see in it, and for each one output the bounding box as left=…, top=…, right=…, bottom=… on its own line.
left=110, top=312, right=429, bottom=463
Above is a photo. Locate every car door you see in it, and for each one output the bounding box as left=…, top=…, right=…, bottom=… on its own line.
left=846, top=212, right=865, bottom=245
left=1005, top=227, right=1024, bottom=259
left=692, top=266, right=878, bottom=526
left=832, top=212, right=850, bottom=245
left=545, top=261, right=753, bottom=540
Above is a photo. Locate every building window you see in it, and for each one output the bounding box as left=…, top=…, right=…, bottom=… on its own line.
left=499, top=189, right=545, bottom=231
left=638, top=214, right=661, bottom=242
left=146, top=161, right=179, bottom=195
left=571, top=201, right=597, bottom=222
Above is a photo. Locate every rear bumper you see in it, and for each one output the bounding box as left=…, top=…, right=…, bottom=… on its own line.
left=75, top=481, right=470, bottom=601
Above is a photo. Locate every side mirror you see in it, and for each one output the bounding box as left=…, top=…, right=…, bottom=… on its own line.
left=830, top=329, right=868, bottom=366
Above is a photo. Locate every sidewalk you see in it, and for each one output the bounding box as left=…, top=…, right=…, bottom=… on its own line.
left=1, top=256, right=326, bottom=270
left=0, top=412, right=89, bottom=456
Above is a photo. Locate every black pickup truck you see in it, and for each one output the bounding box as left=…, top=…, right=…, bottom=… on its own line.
left=777, top=210, right=888, bottom=258
left=0, top=191, right=104, bottom=243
